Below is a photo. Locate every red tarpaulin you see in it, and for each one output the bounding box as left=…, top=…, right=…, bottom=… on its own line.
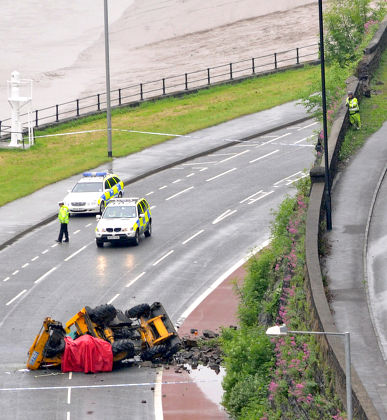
left=61, top=335, right=113, bottom=373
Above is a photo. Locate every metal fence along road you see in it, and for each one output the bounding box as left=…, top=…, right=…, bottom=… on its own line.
left=0, top=43, right=318, bottom=139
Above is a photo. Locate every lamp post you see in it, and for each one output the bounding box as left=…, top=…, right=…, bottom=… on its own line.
left=104, top=0, right=112, bottom=158
left=318, top=0, right=332, bottom=230
left=266, top=324, right=352, bottom=420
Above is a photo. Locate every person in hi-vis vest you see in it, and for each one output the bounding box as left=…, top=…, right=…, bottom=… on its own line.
left=56, top=201, right=70, bottom=243
left=346, top=91, right=361, bottom=130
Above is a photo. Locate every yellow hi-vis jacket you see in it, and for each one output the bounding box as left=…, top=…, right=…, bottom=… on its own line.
left=58, top=206, right=70, bottom=224
left=346, top=97, right=359, bottom=114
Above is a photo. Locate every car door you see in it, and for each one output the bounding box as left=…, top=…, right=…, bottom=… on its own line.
left=137, top=201, right=146, bottom=234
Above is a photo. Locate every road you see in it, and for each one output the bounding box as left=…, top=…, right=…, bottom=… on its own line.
left=0, top=120, right=317, bottom=419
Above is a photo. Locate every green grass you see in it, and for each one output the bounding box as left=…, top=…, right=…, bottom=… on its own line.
left=339, top=47, right=387, bottom=161
left=0, top=66, right=320, bottom=207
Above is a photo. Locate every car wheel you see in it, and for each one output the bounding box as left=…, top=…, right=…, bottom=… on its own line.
left=87, top=304, right=117, bottom=326
left=99, top=201, right=105, bottom=214
left=125, top=303, right=151, bottom=319
left=118, top=192, right=123, bottom=198
left=133, top=230, right=139, bottom=246
left=144, top=221, right=152, bottom=237
left=96, top=239, right=104, bottom=248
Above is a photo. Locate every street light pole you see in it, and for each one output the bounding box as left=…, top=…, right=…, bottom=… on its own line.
left=266, top=325, right=352, bottom=420
left=318, top=0, right=332, bottom=230
left=104, top=0, right=113, bottom=158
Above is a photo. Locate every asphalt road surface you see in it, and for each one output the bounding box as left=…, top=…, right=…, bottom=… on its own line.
left=0, top=120, right=317, bottom=419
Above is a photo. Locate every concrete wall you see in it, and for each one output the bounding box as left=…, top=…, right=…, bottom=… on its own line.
left=305, top=16, right=387, bottom=420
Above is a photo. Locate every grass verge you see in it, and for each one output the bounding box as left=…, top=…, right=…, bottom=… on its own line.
left=0, top=65, right=319, bottom=207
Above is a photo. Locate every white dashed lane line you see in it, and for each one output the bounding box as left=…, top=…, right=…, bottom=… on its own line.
left=12, top=270, right=19, bottom=276
left=31, top=256, right=39, bottom=261
left=182, top=230, right=204, bottom=245
left=51, top=243, right=59, bottom=248
left=22, top=263, right=29, bottom=269
left=152, top=250, right=174, bottom=266
left=172, top=179, right=181, bottom=183
left=73, top=230, right=80, bottom=235
left=42, top=249, right=48, bottom=254
left=3, top=277, right=10, bottom=282
left=34, top=267, right=58, bottom=284
left=108, top=294, right=120, bottom=304
left=206, top=168, right=237, bottom=182
left=126, top=272, right=146, bottom=288
left=64, top=245, right=87, bottom=262
left=218, top=149, right=250, bottom=163
left=249, top=149, right=279, bottom=163
left=186, top=173, right=195, bottom=178
left=165, top=186, right=194, bottom=201
left=159, top=185, right=167, bottom=190
left=297, top=121, right=318, bottom=131
left=146, top=191, right=154, bottom=195
left=6, top=289, right=27, bottom=306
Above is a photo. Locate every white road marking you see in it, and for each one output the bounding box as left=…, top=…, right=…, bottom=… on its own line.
left=67, top=387, right=71, bottom=404
left=3, top=277, right=10, bottom=282
left=31, top=256, right=39, bottom=262
left=199, top=167, right=208, bottom=172
left=218, top=149, right=250, bottom=163
left=51, top=243, right=58, bottom=248
left=206, top=167, right=237, bottom=182
left=293, top=136, right=309, bottom=144
left=249, top=149, right=279, bottom=163
left=6, top=289, right=27, bottom=306
left=212, top=209, right=237, bottom=225
left=297, top=121, right=318, bottom=130
left=85, top=223, right=92, bottom=228
left=34, top=267, right=58, bottom=284
left=22, top=263, right=29, bottom=269
left=126, top=272, right=146, bottom=288
left=69, top=372, right=72, bottom=380
left=154, top=369, right=164, bottom=420
left=182, top=161, right=217, bottom=165
left=186, top=173, right=195, bottom=177
left=67, top=412, right=70, bottom=420
left=159, top=185, right=167, bottom=190
left=274, top=171, right=307, bottom=187
left=150, top=205, right=156, bottom=210
left=165, top=186, right=194, bottom=201
left=176, top=239, right=270, bottom=327
left=108, top=294, right=120, bottom=304
left=12, top=270, right=19, bottom=276
left=64, top=245, right=87, bottom=262
left=182, top=230, right=204, bottom=245
left=73, top=230, right=80, bottom=235
left=146, top=191, right=154, bottom=195
left=172, top=179, right=181, bottom=183
left=153, top=250, right=174, bottom=266
left=42, top=249, right=48, bottom=254
left=240, top=190, right=274, bottom=204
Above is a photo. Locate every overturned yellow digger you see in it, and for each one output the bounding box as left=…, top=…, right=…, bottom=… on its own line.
left=27, top=302, right=181, bottom=371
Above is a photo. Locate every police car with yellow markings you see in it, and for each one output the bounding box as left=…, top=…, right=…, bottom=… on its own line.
left=95, top=197, right=152, bottom=247
left=63, top=172, right=124, bottom=215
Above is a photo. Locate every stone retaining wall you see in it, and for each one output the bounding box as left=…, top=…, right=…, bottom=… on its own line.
left=305, top=16, right=387, bottom=420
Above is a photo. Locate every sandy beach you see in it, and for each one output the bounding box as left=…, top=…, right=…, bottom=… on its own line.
left=0, top=0, right=319, bottom=122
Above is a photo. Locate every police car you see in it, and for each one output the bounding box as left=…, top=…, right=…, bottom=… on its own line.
left=63, top=172, right=124, bottom=214
left=95, top=197, right=152, bottom=247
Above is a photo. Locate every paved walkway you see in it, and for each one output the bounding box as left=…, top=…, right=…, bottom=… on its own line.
left=325, top=121, right=387, bottom=419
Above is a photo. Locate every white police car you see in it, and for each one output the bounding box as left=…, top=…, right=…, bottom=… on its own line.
left=63, top=172, right=124, bottom=214
left=95, top=197, right=152, bottom=247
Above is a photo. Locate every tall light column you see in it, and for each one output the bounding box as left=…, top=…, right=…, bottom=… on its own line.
left=104, top=0, right=112, bottom=158
left=318, top=0, right=332, bottom=230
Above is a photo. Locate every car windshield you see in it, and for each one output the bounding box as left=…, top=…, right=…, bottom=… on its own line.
left=103, top=206, right=136, bottom=219
left=72, top=182, right=103, bottom=193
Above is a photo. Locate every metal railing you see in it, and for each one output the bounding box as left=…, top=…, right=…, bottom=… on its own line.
left=0, top=43, right=318, bottom=138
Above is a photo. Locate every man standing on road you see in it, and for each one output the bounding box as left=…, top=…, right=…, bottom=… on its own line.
left=56, top=201, right=70, bottom=243
left=346, top=91, right=361, bottom=130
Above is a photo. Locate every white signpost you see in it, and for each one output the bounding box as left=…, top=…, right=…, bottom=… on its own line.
left=7, top=71, right=34, bottom=148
